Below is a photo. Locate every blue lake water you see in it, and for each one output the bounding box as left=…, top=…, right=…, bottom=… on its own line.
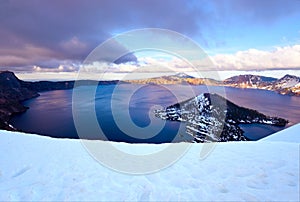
left=10, top=84, right=300, bottom=143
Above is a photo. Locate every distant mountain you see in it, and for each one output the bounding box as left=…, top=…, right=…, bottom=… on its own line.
left=224, top=74, right=300, bottom=96
left=267, top=74, right=300, bottom=95
left=223, top=75, right=276, bottom=87
left=126, top=73, right=220, bottom=85
left=127, top=73, right=300, bottom=96
left=126, top=73, right=192, bottom=85
left=173, top=72, right=195, bottom=78
left=155, top=93, right=288, bottom=142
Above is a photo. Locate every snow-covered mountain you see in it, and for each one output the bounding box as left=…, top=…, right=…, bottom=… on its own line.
left=173, top=72, right=195, bottom=79
left=266, top=74, right=300, bottom=95
left=223, top=74, right=276, bottom=88
left=155, top=93, right=288, bottom=143
left=126, top=73, right=220, bottom=85
left=224, top=74, right=300, bottom=96
left=273, top=74, right=300, bottom=88
left=128, top=73, right=300, bottom=96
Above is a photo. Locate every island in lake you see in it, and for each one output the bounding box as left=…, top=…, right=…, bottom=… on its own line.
left=155, top=93, right=287, bottom=142
left=0, top=71, right=294, bottom=142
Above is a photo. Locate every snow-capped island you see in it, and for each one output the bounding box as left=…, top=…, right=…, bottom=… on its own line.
left=155, top=93, right=288, bottom=142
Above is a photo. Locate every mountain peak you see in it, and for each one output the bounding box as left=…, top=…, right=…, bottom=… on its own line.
left=224, top=74, right=276, bottom=84
left=0, top=70, right=18, bottom=78
left=155, top=92, right=287, bottom=142
left=0, top=71, right=21, bottom=87
left=174, top=72, right=194, bottom=78
left=280, top=74, right=300, bottom=80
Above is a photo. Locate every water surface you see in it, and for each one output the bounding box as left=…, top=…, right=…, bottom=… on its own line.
left=11, top=84, right=300, bottom=143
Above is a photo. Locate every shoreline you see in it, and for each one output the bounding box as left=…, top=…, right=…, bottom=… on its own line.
left=1, top=71, right=297, bottom=139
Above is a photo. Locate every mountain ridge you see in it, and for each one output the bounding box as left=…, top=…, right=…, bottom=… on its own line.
left=0, top=71, right=298, bottom=131
left=223, top=74, right=300, bottom=96
left=127, top=73, right=300, bottom=96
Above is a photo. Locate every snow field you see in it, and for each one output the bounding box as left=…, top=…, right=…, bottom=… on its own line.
left=0, top=125, right=299, bottom=201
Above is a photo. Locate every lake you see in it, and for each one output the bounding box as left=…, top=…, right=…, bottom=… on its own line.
left=10, top=84, right=300, bottom=143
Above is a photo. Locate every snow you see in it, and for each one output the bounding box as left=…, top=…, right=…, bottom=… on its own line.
left=0, top=125, right=299, bottom=201
left=281, top=80, right=299, bottom=88
left=262, top=120, right=274, bottom=124
left=276, top=77, right=300, bottom=88
left=260, top=124, right=300, bottom=143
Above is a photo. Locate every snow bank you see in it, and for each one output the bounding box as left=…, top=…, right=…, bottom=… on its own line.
left=260, top=124, right=300, bottom=143
left=0, top=125, right=299, bottom=201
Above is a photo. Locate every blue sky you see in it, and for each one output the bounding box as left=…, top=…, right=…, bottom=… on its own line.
left=197, top=1, right=300, bottom=54
left=0, top=0, right=299, bottom=79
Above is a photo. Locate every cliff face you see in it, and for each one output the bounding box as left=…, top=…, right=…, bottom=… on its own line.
left=0, top=71, right=74, bottom=130
left=0, top=71, right=39, bottom=100
left=0, top=71, right=37, bottom=129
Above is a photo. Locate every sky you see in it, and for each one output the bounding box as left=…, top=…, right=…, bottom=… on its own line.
left=0, top=0, right=300, bottom=80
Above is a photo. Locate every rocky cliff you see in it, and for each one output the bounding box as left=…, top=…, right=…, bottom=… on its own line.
left=0, top=71, right=75, bottom=130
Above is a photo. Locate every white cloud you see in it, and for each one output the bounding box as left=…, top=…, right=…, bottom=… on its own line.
left=212, top=45, right=300, bottom=70
left=17, top=44, right=300, bottom=81
left=32, top=64, right=76, bottom=73
left=80, top=56, right=194, bottom=74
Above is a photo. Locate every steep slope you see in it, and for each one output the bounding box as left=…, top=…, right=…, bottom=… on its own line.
left=0, top=71, right=39, bottom=130
left=267, top=74, right=300, bottom=95
left=224, top=74, right=300, bottom=96
left=0, top=71, right=75, bottom=130
left=155, top=93, right=287, bottom=142
left=223, top=74, right=276, bottom=88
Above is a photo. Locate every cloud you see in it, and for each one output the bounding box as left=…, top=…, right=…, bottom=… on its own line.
left=0, top=0, right=207, bottom=71
left=60, top=37, right=89, bottom=55
left=22, top=44, right=300, bottom=75
left=0, top=44, right=60, bottom=67
left=1, top=0, right=299, bottom=73
left=33, top=64, right=77, bottom=73
left=213, top=45, right=300, bottom=70
left=79, top=54, right=201, bottom=76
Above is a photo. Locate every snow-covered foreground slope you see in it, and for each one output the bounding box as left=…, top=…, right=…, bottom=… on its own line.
left=0, top=125, right=299, bottom=201
left=260, top=124, right=300, bottom=143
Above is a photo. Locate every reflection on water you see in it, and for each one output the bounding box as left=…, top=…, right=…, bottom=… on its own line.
left=239, top=123, right=285, bottom=140
left=10, top=84, right=300, bottom=143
